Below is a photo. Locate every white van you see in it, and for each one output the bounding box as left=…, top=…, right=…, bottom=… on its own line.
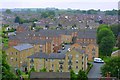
left=94, top=58, right=104, bottom=63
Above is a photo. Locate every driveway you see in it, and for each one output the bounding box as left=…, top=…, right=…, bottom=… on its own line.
left=87, top=62, right=104, bottom=79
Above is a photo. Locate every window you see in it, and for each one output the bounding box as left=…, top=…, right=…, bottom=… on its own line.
left=16, top=58, right=17, bottom=61
left=52, top=64, right=54, bottom=68
left=76, top=60, right=78, bottom=63
left=82, top=62, right=84, bottom=65
left=33, top=34, right=35, bottom=36
left=46, top=59, right=47, bottom=61
left=11, top=57, right=13, bottom=61
left=76, top=66, right=78, bottom=69
left=82, top=56, right=84, bottom=59
left=76, top=55, right=79, bottom=58
left=16, top=52, right=17, bottom=55
left=46, top=37, right=48, bottom=39
left=68, top=66, right=72, bottom=70
left=50, top=59, right=54, bottom=62
left=40, top=45, right=42, bottom=47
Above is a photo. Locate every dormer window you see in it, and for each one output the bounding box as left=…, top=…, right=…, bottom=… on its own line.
left=40, top=45, right=42, bottom=48
left=46, top=37, right=48, bottom=39
left=76, top=55, right=79, bottom=58
left=34, top=34, right=35, bottom=36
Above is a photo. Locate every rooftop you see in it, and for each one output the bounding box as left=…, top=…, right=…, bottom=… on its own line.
left=30, top=72, right=70, bottom=78
left=13, top=44, right=33, bottom=51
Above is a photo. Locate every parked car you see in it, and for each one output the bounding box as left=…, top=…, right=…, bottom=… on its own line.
left=57, top=50, right=61, bottom=53
left=94, top=58, right=104, bottom=63
left=62, top=47, right=65, bottom=50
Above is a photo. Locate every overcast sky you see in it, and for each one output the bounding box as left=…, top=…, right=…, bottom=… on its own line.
left=0, top=0, right=119, bottom=10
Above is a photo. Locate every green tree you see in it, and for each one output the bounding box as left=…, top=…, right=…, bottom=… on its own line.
left=97, top=27, right=115, bottom=56
left=97, top=28, right=115, bottom=44
left=110, top=24, right=120, bottom=38
left=97, top=24, right=109, bottom=34
left=77, top=70, right=88, bottom=80
left=2, top=51, right=17, bottom=80
left=28, top=67, right=35, bottom=79
left=101, top=57, right=120, bottom=79
left=72, top=36, right=77, bottom=44
left=14, top=16, right=20, bottom=23
left=70, top=69, right=76, bottom=80
left=117, top=36, right=120, bottom=49
left=41, top=10, right=55, bottom=18
left=99, top=36, right=115, bottom=56
left=5, top=9, right=11, bottom=14
left=39, top=68, right=47, bottom=72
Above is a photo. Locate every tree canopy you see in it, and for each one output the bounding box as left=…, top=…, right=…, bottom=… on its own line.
left=70, top=69, right=87, bottom=80
left=99, top=36, right=116, bottom=56
left=5, top=9, right=12, bottom=14
left=77, top=70, right=88, bottom=80
left=41, top=10, right=55, bottom=18
left=97, top=25, right=116, bottom=56
left=2, top=51, right=17, bottom=79
left=101, top=57, right=120, bottom=79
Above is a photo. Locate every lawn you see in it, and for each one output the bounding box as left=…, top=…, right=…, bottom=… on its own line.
left=102, top=56, right=111, bottom=63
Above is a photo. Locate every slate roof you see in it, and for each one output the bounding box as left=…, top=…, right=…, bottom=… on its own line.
left=77, top=29, right=97, bottom=39
left=27, top=52, right=48, bottom=59
left=20, top=39, right=52, bottom=45
left=30, top=72, right=70, bottom=78
left=48, top=53, right=66, bottom=59
left=13, top=44, right=33, bottom=51
left=74, top=48, right=85, bottom=54
left=28, top=52, right=66, bottom=59
left=77, top=42, right=98, bottom=46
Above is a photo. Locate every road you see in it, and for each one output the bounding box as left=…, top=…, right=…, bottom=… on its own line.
left=87, top=62, right=104, bottom=79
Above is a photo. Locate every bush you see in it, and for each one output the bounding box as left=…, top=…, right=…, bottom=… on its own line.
left=86, top=62, right=93, bottom=74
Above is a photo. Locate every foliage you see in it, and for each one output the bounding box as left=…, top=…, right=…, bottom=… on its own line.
left=105, top=9, right=118, bottom=15
left=118, top=36, right=120, bottom=49
left=14, top=16, right=21, bottom=24
left=77, top=70, right=88, bottom=80
left=70, top=69, right=77, bottom=80
left=112, top=47, right=119, bottom=52
left=110, top=24, right=120, bottom=38
left=32, top=23, right=36, bottom=27
left=101, top=57, right=120, bottom=78
left=87, top=9, right=98, bottom=14
left=16, top=69, right=22, bottom=76
left=15, top=16, right=37, bottom=24
left=99, top=36, right=115, bottom=56
left=97, top=24, right=109, bottom=33
left=97, top=25, right=116, bottom=56
left=2, top=51, right=17, bottom=80
left=5, top=9, right=12, bottom=14
left=86, top=62, right=93, bottom=74
left=97, top=27, right=115, bottom=44
left=41, top=10, right=55, bottom=18
left=72, top=37, right=77, bottom=44
left=70, top=69, right=88, bottom=80
left=28, top=67, right=35, bottom=79
left=39, top=68, right=47, bottom=72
